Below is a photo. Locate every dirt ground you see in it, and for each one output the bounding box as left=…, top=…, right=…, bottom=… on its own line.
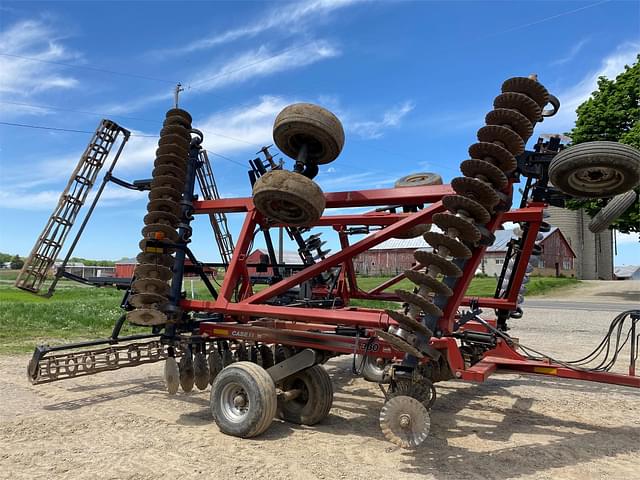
left=1, top=282, right=638, bottom=480
left=539, top=279, right=640, bottom=303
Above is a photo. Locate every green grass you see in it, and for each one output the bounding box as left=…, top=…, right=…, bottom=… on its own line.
left=0, top=274, right=580, bottom=354
left=0, top=284, right=142, bottom=354
left=349, top=275, right=579, bottom=309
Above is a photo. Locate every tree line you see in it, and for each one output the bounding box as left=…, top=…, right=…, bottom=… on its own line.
left=0, top=252, right=120, bottom=269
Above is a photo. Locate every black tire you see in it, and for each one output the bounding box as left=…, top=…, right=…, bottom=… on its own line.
left=179, top=352, right=195, bottom=393
left=278, top=365, right=333, bottom=425
left=210, top=362, right=277, bottom=438
left=252, top=170, right=326, bottom=226
left=193, top=352, right=210, bottom=391
left=588, top=190, right=638, bottom=233
left=273, top=103, right=344, bottom=165
left=549, top=142, right=640, bottom=198
left=394, top=172, right=443, bottom=188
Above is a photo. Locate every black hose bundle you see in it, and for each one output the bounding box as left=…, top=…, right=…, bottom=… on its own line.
left=518, top=309, right=639, bottom=373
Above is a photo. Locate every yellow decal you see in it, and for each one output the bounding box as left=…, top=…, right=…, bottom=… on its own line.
left=213, top=329, right=228, bottom=336
left=533, top=366, right=557, bottom=375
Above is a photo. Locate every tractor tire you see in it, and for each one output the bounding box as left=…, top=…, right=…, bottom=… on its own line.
left=588, top=190, right=638, bottom=233
left=252, top=169, right=325, bottom=226
left=278, top=365, right=333, bottom=426
left=549, top=142, right=640, bottom=198
left=210, top=362, right=277, bottom=438
left=273, top=103, right=344, bottom=165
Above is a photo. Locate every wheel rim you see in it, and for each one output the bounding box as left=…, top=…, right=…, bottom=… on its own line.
left=220, top=382, right=250, bottom=423
left=567, top=166, right=625, bottom=194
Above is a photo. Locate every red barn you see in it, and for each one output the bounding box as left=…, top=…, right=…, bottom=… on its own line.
left=354, top=228, right=576, bottom=277
left=115, top=257, right=216, bottom=278
left=246, top=249, right=304, bottom=278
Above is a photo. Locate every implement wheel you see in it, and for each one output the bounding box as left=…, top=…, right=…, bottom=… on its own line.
left=549, top=141, right=640, bottom=198
left=393, top=172, right=442, bottom=239
left=210, top=362, right=277, bottom=438
left=588, top=190, right=638, bottom=233
left=273, top=103, right=344, bottom=164
left=278, top=365, right=333, bottom=425
left=253, top=169, right=325, bottom=226
left=394, top=172, right=443, bottom=188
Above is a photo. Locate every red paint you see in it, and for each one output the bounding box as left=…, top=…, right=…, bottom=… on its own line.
left=184, top=184, right=637, bottom=389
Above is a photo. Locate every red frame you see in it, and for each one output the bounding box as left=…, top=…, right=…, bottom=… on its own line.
left=188, top=182, right=638, bottom=388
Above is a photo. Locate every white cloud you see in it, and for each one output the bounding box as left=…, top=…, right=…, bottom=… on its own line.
left=349, top=101, right=415, bottom=139
left=189, top=40, right=340, bottom=92
left=198, top=95, right=292, bottom=155
left=152, top=0, right=360, bottom=57
left=104, top=41, right=339, bottom=115
left=0, top=19, right=79, bottom=105
left=550, top=38, right=590, bottom=67
left=0, top=184, right=144, bottom=211
left=616, top=230, right=639, bottom=245
left=541, top=41, right=640, bottom=135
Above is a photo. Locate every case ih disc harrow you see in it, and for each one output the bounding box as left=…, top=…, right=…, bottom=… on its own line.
left=21, top=75, right=640, bottom=448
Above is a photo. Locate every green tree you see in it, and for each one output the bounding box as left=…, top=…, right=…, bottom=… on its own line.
left=10, top=255, right=24, bottom=270
left=566, top=54, right=640, bottom=233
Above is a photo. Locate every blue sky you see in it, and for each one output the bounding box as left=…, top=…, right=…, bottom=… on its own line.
left=0, top=0, right=638, bottom=265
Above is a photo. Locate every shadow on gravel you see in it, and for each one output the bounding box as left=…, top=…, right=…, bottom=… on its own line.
left=298, top=363, right=640, bottom=479
left=42, top=378, right=164, bottom=410
left=36, top=356, right=640, bottom=479
left=594, top=290, right=640, bottom=302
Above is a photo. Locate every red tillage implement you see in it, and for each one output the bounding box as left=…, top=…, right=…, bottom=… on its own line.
left=22, top=77, right=640, bottom=448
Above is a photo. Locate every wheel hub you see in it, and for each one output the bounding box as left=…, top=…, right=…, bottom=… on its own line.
left=569, top=167, right=623, bottom=193
left=221, top=383, right=250, bottom=422
left=379, top=395, right=430, bottom=448
left=399, top=414, right=412, bottom=428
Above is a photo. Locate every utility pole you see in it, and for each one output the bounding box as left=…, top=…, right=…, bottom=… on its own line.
left=174, top=83, right=184, bottom=108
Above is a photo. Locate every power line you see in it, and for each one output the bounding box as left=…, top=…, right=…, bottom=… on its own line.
left=0, top=101, right=265, bottom=148
left=0, top=120, right=247, bottom=169
left=0, top=52, right=178, bottom=84
left=0, top=121, right=107, bottom=136
left=0, top=100, right=160, bottom=124
left=206, top=149, right=247, bottom=168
